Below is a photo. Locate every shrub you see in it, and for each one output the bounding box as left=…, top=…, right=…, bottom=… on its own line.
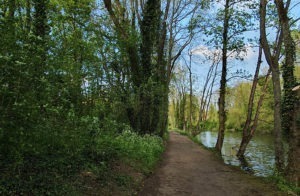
left=115, top=130, right=164, bottom=174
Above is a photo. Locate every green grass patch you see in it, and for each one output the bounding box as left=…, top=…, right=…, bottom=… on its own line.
left=266, top=173, right=300, bottom=195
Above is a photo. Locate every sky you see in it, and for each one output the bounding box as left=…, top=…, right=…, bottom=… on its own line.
left=182, top=0, right=300, bottom=95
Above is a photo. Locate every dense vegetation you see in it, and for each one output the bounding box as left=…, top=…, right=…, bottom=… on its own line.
left=0, top=0, right=299, bottom=194
left=169, top=71, right=280, bottom=132
left=0, top=0, right=168, bottom=194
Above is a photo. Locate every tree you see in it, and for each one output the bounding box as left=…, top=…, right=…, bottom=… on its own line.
left=196, top=0, right=254, bottom=153
left=103, top=0, right=206, bottom=135
left=182, top=51, right=194, bottom=133
left=0, top=0, right=168, bottom=193
left=214, top=0, right=230, bottom=152
left=237, top=43, right=271, bottom=158
left=163, top=0, right=208, bottom=134
left=212, top=0, right=253, bottom=152
left=190, top=47, right=221, bottom=133
left=171, top=66, right=189, bottom=130
left=275, top=0, right=298, bottom=184
left=289, top=85, right=300, bottom=186
left=259, top=0, right=285, bottom=172
left=103, top=0, right=163, bottom=134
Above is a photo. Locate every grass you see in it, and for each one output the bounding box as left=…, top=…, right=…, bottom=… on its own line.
left=266, top=173, right=300, bottom=195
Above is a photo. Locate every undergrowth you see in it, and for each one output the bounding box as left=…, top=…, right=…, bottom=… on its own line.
left=267, top=173, right=300, bottom=195
left=116, top=130, right=164, bottom=174
left=0, top=120, right=165, bottom=195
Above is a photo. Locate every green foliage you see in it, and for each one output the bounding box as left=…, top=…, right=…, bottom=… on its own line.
left=201, top=120, right=218, bottom=131
left=225, top=80, right=274, bottom=133
left=81, top=128, right=165, bottom=193
left=267, top=173, right=300, bottom=195
left=115, top=130, right=164, bottom=174
left=0, top=0, right=167, bottom=194
left=0, top=115, right=92, bottom=195
left=0, top=116, right=165, bottom=195
left=226, top=83, right=250, bottom=131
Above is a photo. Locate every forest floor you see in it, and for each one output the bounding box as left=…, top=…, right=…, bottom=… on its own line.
left=139, top=131, right=285, bottom=196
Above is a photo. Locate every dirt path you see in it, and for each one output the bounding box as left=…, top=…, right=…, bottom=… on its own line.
left=139, top=132, right=283, bottom=196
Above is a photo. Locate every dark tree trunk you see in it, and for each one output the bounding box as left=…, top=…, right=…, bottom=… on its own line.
left=104, top=0, right=164, bottom=135
left=179, top=92, right=186, bottom=130
left=272, top=63, right=285, bottom=173
left=33, top=0, right=49, bottom=114
left=158, top=82, right=170, bottom=137
left=275, top=0, right=298, bottom=184
left=288, top=86, right=300, bottom=186
left=139, top=0, right=159, bottom=134
left=188, top=53, right=193, bottom=133
left=275, top=0, right=296, bottom=138
left=215, top=0, right=230, bottom=153
left=0, top=0, right=17, bottom=164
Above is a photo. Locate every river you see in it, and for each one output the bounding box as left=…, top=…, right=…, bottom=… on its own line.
left=197, top=131, right=280, bottom=177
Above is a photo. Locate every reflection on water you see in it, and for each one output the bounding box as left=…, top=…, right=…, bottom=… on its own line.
left=198, top=131, right=276, bottom=177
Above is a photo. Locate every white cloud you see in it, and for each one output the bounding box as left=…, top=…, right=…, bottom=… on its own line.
left=191, top=44, right=256, bottom=61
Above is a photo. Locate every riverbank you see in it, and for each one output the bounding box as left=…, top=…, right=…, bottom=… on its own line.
left=139, top=132, right=285, bottom=195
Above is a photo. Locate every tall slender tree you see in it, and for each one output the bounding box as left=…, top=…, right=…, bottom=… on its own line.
left=199, top=0, right=254, bottom=153
left=259, top=0, right=285, bottom=172
left=237, top=44, right=271, bottom=158
left=215, top=0, right=230, bottom=152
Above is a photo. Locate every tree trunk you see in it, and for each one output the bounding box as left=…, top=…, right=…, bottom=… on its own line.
left=259, top=0, right=285, bottom=173
left=179, top=92, right=186, bottom=130
left=158, top=82, right=170, bottom=137
left=275, top=0, right=298, bottom=182
left=238, top=69, right=271, bottom=158
left=205, top=63, right=219, bottom=121
left=237, top=45, right=263, bottom=158
left=33, top=0, right=49, bottom=115
left=104, top=0, right=164, bottom=135
left=272, top=64, right=285, bottom=173
left=188, top=53, right=193, bottom=132
left=198, top=59, right=215, bottom=130
left=215, top=0, right=230, bottom=153
left=287, top=86, right=300, bottom=186
left=275, top=0, right=296, bottom=138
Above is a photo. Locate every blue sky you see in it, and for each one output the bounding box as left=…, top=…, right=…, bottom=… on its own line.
left=181, top=0, right=300, bottom=94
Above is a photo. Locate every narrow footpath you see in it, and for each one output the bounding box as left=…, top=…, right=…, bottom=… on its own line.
left=139, top=132, right=283, bottom=196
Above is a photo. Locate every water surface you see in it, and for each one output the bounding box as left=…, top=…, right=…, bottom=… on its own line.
left=198, top=131, right=276, bottom=176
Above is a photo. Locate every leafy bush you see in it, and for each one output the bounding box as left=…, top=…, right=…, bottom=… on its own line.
left=115, top=130, right=164, bottom=174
